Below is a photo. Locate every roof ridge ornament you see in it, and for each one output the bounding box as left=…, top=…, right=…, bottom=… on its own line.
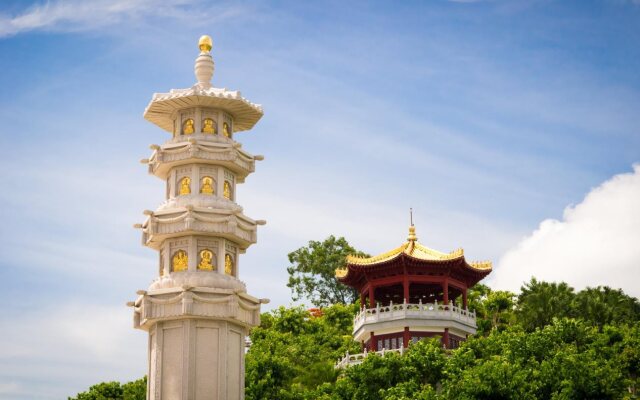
left=408, top=208, right=417, bottom=241
left=407, top=225, right=418, bottom=242
left=195, top=35, right=215, bottom=88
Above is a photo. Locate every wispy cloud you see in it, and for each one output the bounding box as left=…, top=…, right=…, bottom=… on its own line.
left=0, top=0, right=198, bottom=38
left=492, top=164, right=640, bottom=297
left=0, top=303, right=146, bottom=400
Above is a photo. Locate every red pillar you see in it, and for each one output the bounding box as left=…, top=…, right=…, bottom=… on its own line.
left=443, top=280, right=449, bottom=305
left=403, top=327, right=410, bottom=348
left=368, top=284, right=375, bottom=308
left=443, top=328, right=450, bottom=349
left=370, top=332, right=377, bottom=351
left=403, top=276, right=409, bottom=303
left=462, top=287, right=468, bottom=309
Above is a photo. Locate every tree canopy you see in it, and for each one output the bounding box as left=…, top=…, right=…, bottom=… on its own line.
left=72, top=278, right=640, bottom=399
left=68, top=377, right=146, bottom=400
left=71, top=232, right=640, bottom=399
left=243, top=283, right=640, bottom=400
left=286, top=236, right=369, bottom=307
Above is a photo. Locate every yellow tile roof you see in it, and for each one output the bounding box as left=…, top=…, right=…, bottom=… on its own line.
left=335, top=226, right=492, bottom=277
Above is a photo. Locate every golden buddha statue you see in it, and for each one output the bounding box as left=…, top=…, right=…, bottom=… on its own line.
left=183, top=119, right=195, bottom=135
left=198, top=249, right=214, bottom=271
left=223, top=181, right=232, bottom=200
left=223, top=122, right=231, bottom=138
left=202, top=118, right=216, bottom=134
left=200, top=176, right=214, bottom=195
left=224, top=254, right=233, bottom=275
left=179, top=177, right=191, bottom=195
left=172, top=250, right=188, bottom=272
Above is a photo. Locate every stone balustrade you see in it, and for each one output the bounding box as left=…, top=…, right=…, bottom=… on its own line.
left=353, top=301, right=476, bottom=333
left=336, top=347, right=406, bottom=369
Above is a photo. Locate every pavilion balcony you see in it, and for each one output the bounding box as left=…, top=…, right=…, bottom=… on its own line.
left=353, top=301, right=477, bottom=340
left=336, top=347, right=406, bottom=369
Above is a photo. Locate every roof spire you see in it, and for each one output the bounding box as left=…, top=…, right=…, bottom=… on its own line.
left=195, top=35, right=215, bottom=88
left=408, top=208, right=417, bottom=241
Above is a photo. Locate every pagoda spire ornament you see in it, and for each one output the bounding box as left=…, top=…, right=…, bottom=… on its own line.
left=195, top=35, right=214, bottom=88
left=129, top=36, right=267, bottom=400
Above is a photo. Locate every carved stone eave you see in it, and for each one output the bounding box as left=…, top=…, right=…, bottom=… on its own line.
left=144, top=88, right=264, bottom=134
left=130, top=286, right=262, bottom=331
left=138, top=207, right=261, bottom=250
left=146, top=138, right=257, bottom=182
left=154, top=195, right=244, bottom=213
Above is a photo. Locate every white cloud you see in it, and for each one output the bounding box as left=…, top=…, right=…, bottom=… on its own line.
left=491, top=165, right=640, bottom=298
left=0, top=303, right=146, bottom=400
left=0, top=0, right=198, bottom=37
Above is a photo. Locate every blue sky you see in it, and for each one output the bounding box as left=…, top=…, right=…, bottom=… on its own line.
left=0, top=0, right=639, bottom=398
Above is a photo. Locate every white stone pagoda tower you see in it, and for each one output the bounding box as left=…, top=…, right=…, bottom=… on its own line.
left=128, top=35, right=268, bottom=400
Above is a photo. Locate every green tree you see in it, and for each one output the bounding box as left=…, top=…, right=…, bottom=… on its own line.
left=516, top=278, right=575, bottom=331
left=72, top=280, right=640, bottom=400
left=122, top=377, right=146, bottom=400
left=69, top=377, right=146, bottom=400
left=614, top=323, right=640, bottom=397
left=286, top=236, right=368, bottom=307
left=571, top=286, right=640, bottom=330
left=484, top=290, right=515, bottom=331
left=466, top=283, right=492, bottom=334
left=245, top=304, right=360, bottom=400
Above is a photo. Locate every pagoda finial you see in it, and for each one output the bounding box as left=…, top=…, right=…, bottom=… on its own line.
left=199, top=35, right=213, bottom=52
left=408, top=208, right=417, bottom=241
left=195, top=35, right=215, bottom=88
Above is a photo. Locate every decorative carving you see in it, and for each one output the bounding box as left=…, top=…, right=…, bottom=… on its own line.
left=200, top=176, right=214, bottom=195
left=225, top=254, right=234, bottom=275
left=182, top=118, right=194, bottom=135
left=179, top=177, right=191, bottom=195
left=223, top=180, right=232, bottom=200
left=198, top=249, right=215, bottom=271
left=172, top=250, right=188, bottom=272
left=223, top=122, right=231, bottom=138
left=202, top=118, right=216, bottom=134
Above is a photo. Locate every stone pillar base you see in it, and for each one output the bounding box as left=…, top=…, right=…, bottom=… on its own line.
left=148, top=319, right=247, bottom=400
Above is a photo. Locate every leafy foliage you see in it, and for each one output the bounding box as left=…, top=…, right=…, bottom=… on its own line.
left=516, top=278, right=575, bottom=331
left=286, top=236, right=369, bottom=307
left=245, top=304, right=360, bottom=400
left=72, top=274, right=640, bottom=399
left=68, top=377, right=146, bottom=400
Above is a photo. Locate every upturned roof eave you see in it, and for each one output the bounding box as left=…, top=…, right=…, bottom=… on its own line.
left=337, top=253, right=492, bottom=284
left=143, top=88, right=264, bottom=134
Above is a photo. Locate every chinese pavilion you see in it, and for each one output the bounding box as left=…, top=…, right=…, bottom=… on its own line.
left=128, top=36, right=268, bottom=399
left=335, top=224, right=491, bottom=366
